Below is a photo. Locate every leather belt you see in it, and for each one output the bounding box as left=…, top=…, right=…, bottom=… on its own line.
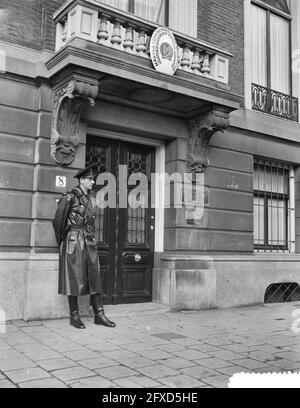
left=70, top=225, right=94, bottom=232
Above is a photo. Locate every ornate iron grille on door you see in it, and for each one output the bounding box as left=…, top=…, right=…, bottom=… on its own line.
left=85, top=145, right=108, bottom=244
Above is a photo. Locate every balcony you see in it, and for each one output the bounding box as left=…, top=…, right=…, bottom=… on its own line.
left=45, top=0, right=243, bottom=119
left=53, top=0, right=231, bottom=84
left=252, top=83, right=299, bottom=122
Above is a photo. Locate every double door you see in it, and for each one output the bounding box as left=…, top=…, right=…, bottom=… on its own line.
left=86, top=136, right=155, bottom=304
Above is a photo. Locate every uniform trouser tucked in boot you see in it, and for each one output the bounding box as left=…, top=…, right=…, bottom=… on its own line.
left=90, top=293, right=116, bottom=328
left=68, top=296, right=85, bottom=329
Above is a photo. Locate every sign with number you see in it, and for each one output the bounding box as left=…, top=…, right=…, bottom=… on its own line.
left=56, top=175, right=66, bottom=188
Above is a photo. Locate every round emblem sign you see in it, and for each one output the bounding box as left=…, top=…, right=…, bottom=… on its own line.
left=150, top=27, right=178, bottom=76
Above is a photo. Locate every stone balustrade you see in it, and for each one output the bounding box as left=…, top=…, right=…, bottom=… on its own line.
left=54, top=0, right=231, bottom=84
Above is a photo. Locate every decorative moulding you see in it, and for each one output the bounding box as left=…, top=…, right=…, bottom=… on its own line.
left=51, top=79, right=98, bottom=166
left=187, top=106, right=231, bottom=173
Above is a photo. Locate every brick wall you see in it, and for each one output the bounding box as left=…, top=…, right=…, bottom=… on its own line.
left=42, top=0, right=66, bottom=51
left=0, top=0, right=64, bottom=51
left=197, top=0, right=244, bottom=98
left=0, top=0, right=245, bottom=91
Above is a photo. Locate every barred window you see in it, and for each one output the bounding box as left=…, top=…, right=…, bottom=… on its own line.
left=253, top=159, right=295, bottom=252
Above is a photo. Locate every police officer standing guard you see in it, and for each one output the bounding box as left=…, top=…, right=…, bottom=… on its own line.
left=53, top=165, right=116, bottom=329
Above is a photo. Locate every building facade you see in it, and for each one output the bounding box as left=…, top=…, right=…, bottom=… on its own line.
left=1, top=0, right=300, bottom=321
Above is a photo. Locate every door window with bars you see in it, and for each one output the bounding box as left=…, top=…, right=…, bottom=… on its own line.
left=253, top=159, right=294, bottom=252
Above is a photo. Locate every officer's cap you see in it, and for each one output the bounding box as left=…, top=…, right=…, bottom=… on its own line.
left=74, top=165, right=99, bottom=179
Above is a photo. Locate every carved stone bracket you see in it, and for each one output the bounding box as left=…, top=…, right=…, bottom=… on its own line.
left=187, top=107, right=230, bottom=173
left=51, top=79, right=98, bottom=166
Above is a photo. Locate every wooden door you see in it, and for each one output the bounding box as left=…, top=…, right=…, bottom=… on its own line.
left=85, top=136, right=155, bottom=304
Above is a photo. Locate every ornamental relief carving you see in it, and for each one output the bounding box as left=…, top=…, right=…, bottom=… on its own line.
left=187, top=109, right=230, bottom=173
left=51, top=80, right=98, bottom=166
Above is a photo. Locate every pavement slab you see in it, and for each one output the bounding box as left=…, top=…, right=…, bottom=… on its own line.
left=86, top=342, right=121, bottom=352
left=172, top=349, right=208, bottom=361
left=159, top=374, right=205, bottom=388
left=94, top=365, right=137, bottom=380
left=1, top=302, right=300, bottom=388
left=0, top=342, right=13, bottom=351
left=232, top=358, right=271, bottom=370
left=195, top=357, right=234, bottom=370
left=68, top=376, right=115, bottom=388
left=4, top=367, right=51, bottom=383
left=181, top=365, right=219, bottom=379
left=0, top=379, right=17, bottom=388
left=0, top=357, right=37, bottom=372
left=207, top=350, right=245, bottom=361
left=215, top=365, right=253, bottom=376
left=19, top=378, right=68, bottom=388
left=136, top=349, right=174, bottom=361
left=135, top=364, right=178, bottom=379
left=0, top=350, right=24, bottom=360
left=51, top=366, right=95, bottom=382
left=101, top=349, right=137, bottom=360
left=62, top=349, right=101, bottom=361
left=13, top=343, right=55, bottom=353
left=37, top=357, right=78, bottom=371
left=158, top=357, right=196, bottom=370
left=128, top=375, right=163, bottom=387
left=78, top=357, right=119, bottom=370
left=24, top=350, right=62, bottom=361
left=113, top=378, right=144, bottom=388
left=117, top=356, right=155, bottom=369
left=201, top=375, right=231, bottom=388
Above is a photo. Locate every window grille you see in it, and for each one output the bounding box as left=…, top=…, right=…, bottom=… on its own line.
left=253, top=158, right=295, bottom=252
left=265, top=283, right=300, bottom=303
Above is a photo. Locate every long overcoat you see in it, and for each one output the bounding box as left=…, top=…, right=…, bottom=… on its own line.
left=52, top=186, right=103, bottom=296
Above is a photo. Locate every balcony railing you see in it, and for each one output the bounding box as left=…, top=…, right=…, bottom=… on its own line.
left=53, top=0, right=232, bottom=84
left=252, top=83, right=299, bottom=122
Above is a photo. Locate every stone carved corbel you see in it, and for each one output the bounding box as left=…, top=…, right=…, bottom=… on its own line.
left=188, top=108, right=230, bottom=173
left=51, top=80, right=98, bottom=166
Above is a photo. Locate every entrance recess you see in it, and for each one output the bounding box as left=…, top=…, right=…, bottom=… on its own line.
left=86, top=136, right=155, bottom=304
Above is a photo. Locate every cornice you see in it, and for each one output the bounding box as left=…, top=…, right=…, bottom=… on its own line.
left=45, top=40, right=242, bottom=111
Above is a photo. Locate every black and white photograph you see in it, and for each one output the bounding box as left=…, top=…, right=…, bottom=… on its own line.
left=0, top=0, right=300, bottom=392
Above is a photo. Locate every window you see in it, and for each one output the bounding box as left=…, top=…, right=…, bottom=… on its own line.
left=262, top=0, right=290, bottom=14
left=250, top=1, right=291, bottom=95
left=99, top=0, right=197, bottom=37
left=253, top=159, right=294, bottom=252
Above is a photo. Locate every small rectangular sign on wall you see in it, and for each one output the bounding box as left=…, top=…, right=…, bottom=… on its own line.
left=56, top=175, right=66, bottom=188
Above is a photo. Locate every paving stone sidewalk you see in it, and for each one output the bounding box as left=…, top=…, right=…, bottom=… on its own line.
left=1, top=301, right=300, bottom=388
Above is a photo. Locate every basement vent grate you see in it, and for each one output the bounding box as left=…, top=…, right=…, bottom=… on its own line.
left=264, top=283, right=300, bottom=303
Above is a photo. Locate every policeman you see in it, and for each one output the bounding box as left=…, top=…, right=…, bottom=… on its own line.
left=52, top=165, right=116, bottom=329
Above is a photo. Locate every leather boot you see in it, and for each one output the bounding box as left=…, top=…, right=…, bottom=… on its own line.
left=90, top=293, right=116, bottom=328
left=68, top=296, right=85, bottom=329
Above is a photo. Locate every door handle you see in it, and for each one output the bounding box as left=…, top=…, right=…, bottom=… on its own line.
left=134, top=254, right=142, bottom=262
